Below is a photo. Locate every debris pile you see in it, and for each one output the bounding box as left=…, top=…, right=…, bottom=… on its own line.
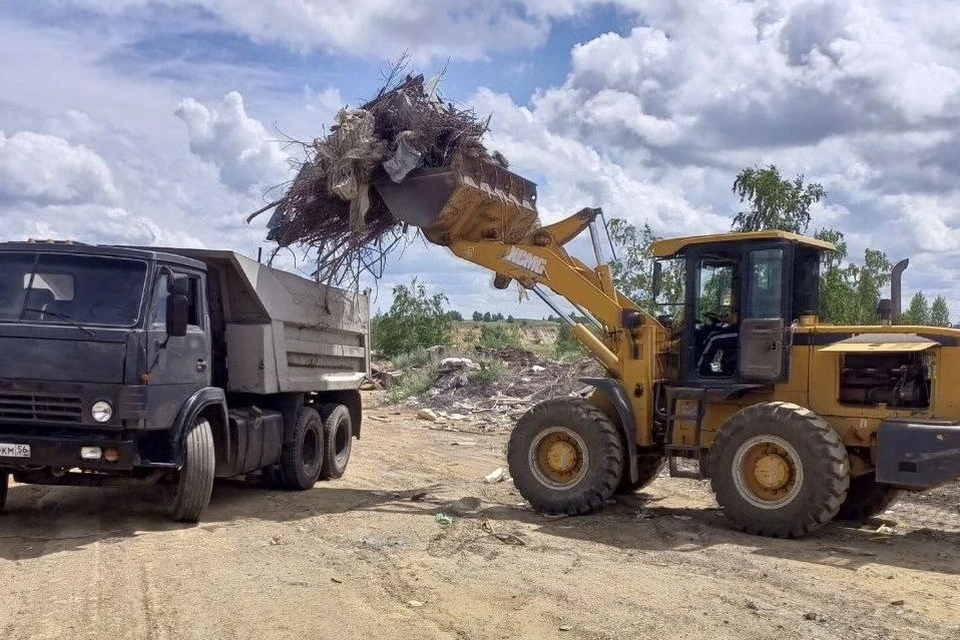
left=380, top=347, right=602, bottom=429
left=248, top=70, right=499, bottom=286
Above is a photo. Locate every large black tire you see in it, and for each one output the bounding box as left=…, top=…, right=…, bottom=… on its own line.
left=166, top=418, right=216, bottom=523
left=279, top=407, right=324, bottom=490
left=709, top=402, right=849, bottom=538
left=508, top=397, right=624, bottom=516
left=835, top=474, right=902, bottom=522
left=0, top=471, right=8, bottom=512
left=318, top=404, right=352, bottom=480
left=616, top=451, right=665, bottom=494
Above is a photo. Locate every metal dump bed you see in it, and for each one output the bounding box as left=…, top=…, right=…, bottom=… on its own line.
left=163, top=249, right=370, bottom=394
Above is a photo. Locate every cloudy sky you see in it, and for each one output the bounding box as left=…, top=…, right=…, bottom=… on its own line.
left=1, top=1, right=959, bottom=319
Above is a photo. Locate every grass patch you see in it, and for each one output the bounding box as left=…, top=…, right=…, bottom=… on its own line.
left=391, top=347, right=435, bottom=370
left=468, top=358, right=507, bottom=385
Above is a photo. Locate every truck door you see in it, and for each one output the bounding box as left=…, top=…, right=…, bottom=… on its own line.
left=146, top=269, right=211, bottom=422
left=738, top=247, right=790, bottom=381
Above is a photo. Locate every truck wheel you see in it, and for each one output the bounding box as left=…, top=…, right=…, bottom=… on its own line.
left=319, top=404, right=352, bottom=480
left=279, top=407, right=324, bottom=490
left=616, top=451, right=665, bottom=494
left=166, top=418, right=216, bottom=523
left=0, top=471, right=8, bottom=512
left=709, top=402, right=849, bottom=538
left=508, top=397, right=624, bottom=515
left=835, top=474, right=902, bottom=522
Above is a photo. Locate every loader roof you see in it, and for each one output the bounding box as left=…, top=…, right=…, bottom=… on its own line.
left=650, top=230, right=835, bottom=258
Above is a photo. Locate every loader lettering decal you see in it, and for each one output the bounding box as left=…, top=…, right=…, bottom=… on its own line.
left=503, top=247, right=547, bottom=276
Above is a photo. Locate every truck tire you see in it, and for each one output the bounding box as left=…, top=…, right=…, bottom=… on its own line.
left=167, top=418, right=216, bottom=523
left=0, top=471, right=8, bottom=512
left=319, top=404, right=352, bottom=480
left=835, top=474, right=902, bottom=522
left=616, top=451, right=665, bottom=494
left=709, top=402, right=849, bottom=538
left=508, top=397, right=624, bottom=516
left=279, top=407, right=324, bottom=490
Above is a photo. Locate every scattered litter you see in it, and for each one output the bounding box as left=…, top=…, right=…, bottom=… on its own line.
left=671, top=515, right=693, bottom=521
left=559, top=625, right=573, bottom=632
left=417, top=408, right=439, bottom=422
left=435, top=513, right=454, bottom=526
left=407, top=600, right=425, bottom=608
left=485, top=467, right=507, bottom=484
left=480, top=521, right=526, bottom=546
left=449, top=413, right=468, bottom=421
left=875, top=524, right=896, bottom=535
left=368, top=415, right=389, bottom=422
left=269, top=536, right=284, bottom=546
left=410, top=491, right=431, bottom=502
left=439, top=357, right=480, bottom=372
left=331, top=577, right=343, bottom=584
left=452, top=440, right=477, bottom=447
left=804, top=613, right=827, bottom=623
left=531, top=365, right=546, bottom=373
left=890, top=599, right=906, bottom=607
left=817, top=546, right=878, bottom=557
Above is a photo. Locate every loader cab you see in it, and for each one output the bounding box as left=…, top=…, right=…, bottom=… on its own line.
left=651, top=231, right=834, bottom=385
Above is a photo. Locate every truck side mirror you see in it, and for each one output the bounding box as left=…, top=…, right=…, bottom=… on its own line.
left=652, top=261, right=662, bottom=300
left=166, top=294, right=189, bottom=337
left=167, top=273, right=190, bottom=297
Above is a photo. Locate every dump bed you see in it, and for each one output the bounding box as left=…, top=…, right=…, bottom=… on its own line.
left=164, top=249, right=370, bottom=394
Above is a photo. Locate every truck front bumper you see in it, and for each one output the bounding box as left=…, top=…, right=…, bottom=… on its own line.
left=876, top=420, right=960, bottom=489
left=0, top=433, right=138, bottom=472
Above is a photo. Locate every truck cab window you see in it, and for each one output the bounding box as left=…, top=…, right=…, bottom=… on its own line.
left=152, top=274, right=169, bottom=327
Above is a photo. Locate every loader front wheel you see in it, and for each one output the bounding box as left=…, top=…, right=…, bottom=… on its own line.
left=616, top=451, right=665, bottom=494
left=835, top=474, right=901, bottom=522
left=709, top=402, right=849, bottom=538
left=508, top=398, right=624, bottom=516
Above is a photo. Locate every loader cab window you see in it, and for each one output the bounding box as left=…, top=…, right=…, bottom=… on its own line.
left=694, top=255, right=740, bottom=377
left=745, top=249, right=783, bottom=318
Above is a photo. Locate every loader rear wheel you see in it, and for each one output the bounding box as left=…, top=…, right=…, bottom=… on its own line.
left=835, top=474, right=901, bottom=522
left=318, top=403, right=353, bottom=480
left=616, top=451, right=665, bottom=494
left=508, top=398, right=624, bottom=515
left=279, top=407, right=324, bottom=490
left=709, top=402, right=849, bottom=538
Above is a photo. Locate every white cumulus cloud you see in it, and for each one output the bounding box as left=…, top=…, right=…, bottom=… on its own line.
left=175, top=91, right=288, bottom=193
left=0, top=131, right=119, bottom=205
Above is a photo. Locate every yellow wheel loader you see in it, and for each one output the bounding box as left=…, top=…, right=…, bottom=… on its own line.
left=374, top=153, right=959, bottom=538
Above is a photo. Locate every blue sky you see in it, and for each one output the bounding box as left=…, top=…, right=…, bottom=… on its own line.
left=1, top=1, right=959, bottom=319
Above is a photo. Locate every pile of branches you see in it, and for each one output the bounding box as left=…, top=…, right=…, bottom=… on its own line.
left=249, top=67, right=498, bottom=287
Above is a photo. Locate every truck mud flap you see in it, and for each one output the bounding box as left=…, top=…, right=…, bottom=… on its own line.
left=876, top=420, right=960, bottom=489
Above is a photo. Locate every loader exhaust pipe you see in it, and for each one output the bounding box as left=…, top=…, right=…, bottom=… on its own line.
left=891, top=259, right=909, bottom=324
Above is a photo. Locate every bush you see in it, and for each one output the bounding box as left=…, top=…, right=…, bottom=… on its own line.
left=387, top=368, right=436, bottom=402
left=555, top=322, right=582, bottom=359
left=468, top=358, right=506, bottom=385
left=372, top=278, right=452, bottom=357
left=479, top=323, right=520, bottom=349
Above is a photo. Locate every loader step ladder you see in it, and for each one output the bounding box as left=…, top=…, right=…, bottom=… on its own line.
left=661, top=383, right=769, bottom=480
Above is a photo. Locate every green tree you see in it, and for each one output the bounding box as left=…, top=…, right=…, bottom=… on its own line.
left=607, top=218, right=684, bottom=311
left=482, top=312, right=492, bottom=322
left=851, top=248, right=892, bottom=325
left=732, top=165, right=826, bottom=233
left=931, top=296, right=950, bottom=327
left=506, top=315, right=515, bottom=323
left=471, top=311, right=483, bottom=322
left=902, top=292, right=931, bottom=326
left=814, top=228, right=854, bottom=324
left=445, top=310, right=463, bottom=321
left=371, top=278, right=452, bottom=357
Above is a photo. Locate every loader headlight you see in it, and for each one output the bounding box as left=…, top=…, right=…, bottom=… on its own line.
left=92, top=401, right=113, bottom=423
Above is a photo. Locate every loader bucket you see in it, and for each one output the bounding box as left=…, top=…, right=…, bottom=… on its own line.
left=374, top=153, right=539, bottom=245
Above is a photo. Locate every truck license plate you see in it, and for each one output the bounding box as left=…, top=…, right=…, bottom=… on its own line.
left=0, top=443, right=30, bottom=458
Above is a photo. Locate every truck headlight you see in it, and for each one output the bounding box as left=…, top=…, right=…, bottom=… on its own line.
left=92, top=401, right=113, bottom=423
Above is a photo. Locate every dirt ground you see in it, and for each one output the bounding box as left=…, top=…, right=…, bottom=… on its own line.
left=1, top=394, right=958, bottom=640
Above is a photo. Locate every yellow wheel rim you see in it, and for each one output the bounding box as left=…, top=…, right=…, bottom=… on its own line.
left=732, top=435, right=805, bottom=509
left=529, top=427, right=589, bottom=490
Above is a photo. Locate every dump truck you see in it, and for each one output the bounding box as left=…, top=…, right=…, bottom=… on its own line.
left=374, top=153, right=960, bottom=537
left=0, top=242, right=369, bottom=522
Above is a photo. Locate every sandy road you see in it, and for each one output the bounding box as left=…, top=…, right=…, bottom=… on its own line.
left=1, top=400, right=958, bottom=640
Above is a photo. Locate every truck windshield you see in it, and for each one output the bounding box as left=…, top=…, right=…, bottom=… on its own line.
left=0, top=253, right=147, bottom=327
